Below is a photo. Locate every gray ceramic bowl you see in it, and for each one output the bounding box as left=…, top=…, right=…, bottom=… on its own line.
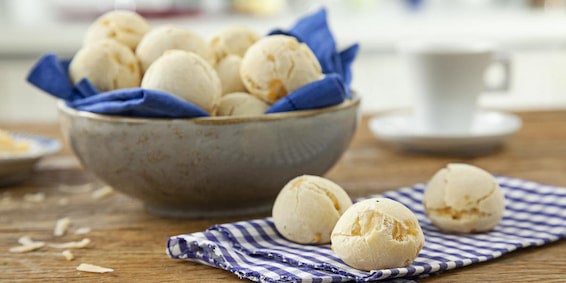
left=57, top=97, right=360, bottom=218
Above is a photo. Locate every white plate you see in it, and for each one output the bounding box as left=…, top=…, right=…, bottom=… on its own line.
left=368, top=110, right=522, bottom=155
left=0, top=133, right=61, bottom=186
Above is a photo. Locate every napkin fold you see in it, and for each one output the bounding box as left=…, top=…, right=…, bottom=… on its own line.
left=26, top=8, right=357, bottom=118
left=69, top=88, right=211, bottom=118
left=266, top=74, right=346, bottom=113
left=167, top=176, right=566, bottom=282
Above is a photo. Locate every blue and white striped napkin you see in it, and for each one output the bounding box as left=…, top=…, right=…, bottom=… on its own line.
left=167, top=177, right=566, bottom=282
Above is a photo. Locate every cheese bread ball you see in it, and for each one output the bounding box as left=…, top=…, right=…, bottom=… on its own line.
left=272, top=175, right=352, bottom=244
left=69, top=39, right=141, bottom=92
left=216, top=92, right=269, bottom=117
left=331, top=198, right=425, bottom=271
left=423, top=163, right=505, bottom=233
left=136, top=25, right=214, bottom=72
left=141, top=50, right=221, bottom=114
left=240, top=35, right=323, bottom=103
left=84, top=10, right=151, bottom=50
left=209, top=25, right=260, bottom=62
left=215, top=55, right=246, bottom=95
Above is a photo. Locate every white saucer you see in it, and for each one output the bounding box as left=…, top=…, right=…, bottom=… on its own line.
left=0, top=133, right=61, bottom=187
left=368, top=110, right=522, bottom=155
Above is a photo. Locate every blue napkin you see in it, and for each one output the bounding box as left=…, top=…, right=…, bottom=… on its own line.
left=69, top=88, right=210, bottom=118
left=168, top=176, right=566, bottom=282
left=27, top=8, right=358, bottom=118
left=270, top=8, right=359, bottom=97
left=266, top=74, right=346, bottom=113
left=27, top=53, right=211, bottom=118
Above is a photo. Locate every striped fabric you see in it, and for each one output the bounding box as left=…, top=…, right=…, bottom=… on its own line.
left=167, top=177, right=566, bottom=282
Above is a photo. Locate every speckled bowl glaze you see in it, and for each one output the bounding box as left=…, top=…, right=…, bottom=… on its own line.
left=57, top=97, right=360, bottom=218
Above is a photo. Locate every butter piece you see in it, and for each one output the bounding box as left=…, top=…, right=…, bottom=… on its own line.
left=0, top=130, right=29, bottom=155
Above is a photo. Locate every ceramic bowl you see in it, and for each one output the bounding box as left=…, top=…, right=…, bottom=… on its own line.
left=57, top=97, right=360, bottom=218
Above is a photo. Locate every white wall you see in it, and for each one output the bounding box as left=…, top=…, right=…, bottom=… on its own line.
left=2, top=4, right=566, bottom=123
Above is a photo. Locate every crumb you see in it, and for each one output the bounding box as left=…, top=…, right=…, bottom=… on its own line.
left=91, top=186, right=114, bottom=199
left=49, top=238, right=91, bottom=249
left=58, top=198, right=70, bottom=206
left=0, top=195, right=13, bottom=208
left=23, top=192, right=45, bottom=203
left=9, top=237, right=45, bottom=253
left=17, top=235, right=44, bottom=246
left=76, top=263, right=113, bottom=273
left=54, top=217, right=71, bottom=237
left=74, top=227, right=91, bottom=235
left=58, top=184, right=94, bottom=194
left=62, top=250, right=75, bottom=261
left=9, top=243, right=45, bottom=253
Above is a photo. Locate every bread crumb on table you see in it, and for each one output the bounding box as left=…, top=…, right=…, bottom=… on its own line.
left=57, top=184, right=94, bottom=194
left=0, top=194, right=14, bottom=208
left=8, top=243, right=45, bottom=253
left=54, top=217, right=71, bottom=237
left=23, top=192, right=45, bottom=203
left=49, top=238, right=91, bottom=249
left=62, top=250, right=75, bottom=261
left=58, top=198, right=70, bottom=206
left=17, top=235, right=45, bottom=246
left=76, top=263, right=114, bottom=273
left=74, top=227, right=91, bottom=235
left=9, top=236, right=46, bottom=253
left=91, top=186, right=114, bottom=199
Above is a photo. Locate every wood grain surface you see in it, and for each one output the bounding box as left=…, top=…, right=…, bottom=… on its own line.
left=1, top=110, right=566, bottom=282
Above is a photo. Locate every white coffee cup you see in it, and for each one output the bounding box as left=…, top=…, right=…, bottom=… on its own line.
left=398, top=40, right=511, bottom=134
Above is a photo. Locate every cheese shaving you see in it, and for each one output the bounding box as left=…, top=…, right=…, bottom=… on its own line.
left=74, top=227, right=91, bottom=235
left=13, top=235, right=45, bottom=253
left=91, top=186, right=114, bottom=199
left=58, top=184, right=94, bottom=194
left=18, top=235, right=44, bottom=246
left=76, top=263, right=114, bottom=273
left=62, top=250, right=75, bottom=261
left=58, top=198, right=70, bottom=206
left=23, top=192, right=45, bottom=203
left=54, top=217, right=71, bottom=237
left=49, top=238, right=91, bottom=249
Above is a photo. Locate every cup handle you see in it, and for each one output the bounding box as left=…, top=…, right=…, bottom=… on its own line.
left=485, top=53, right=511, bottom=92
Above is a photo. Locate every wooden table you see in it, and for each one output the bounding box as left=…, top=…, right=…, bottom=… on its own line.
left=1, top=111, right=566, bottom=282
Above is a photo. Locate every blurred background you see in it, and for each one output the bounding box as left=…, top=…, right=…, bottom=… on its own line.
left=2, top=0, right=566, bottom=123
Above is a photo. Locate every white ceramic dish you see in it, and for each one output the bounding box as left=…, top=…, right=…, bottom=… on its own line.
left=58, top=97, right=361, bottom=218
left=0, top=133, right=61, bottom=186
left=368, top=109, right=522, bottom=155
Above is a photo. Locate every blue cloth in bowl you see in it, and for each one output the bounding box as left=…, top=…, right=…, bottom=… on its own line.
left=26, top=8, right=358, bottom=118
left=27, top=53, right=211, bottom=118
left=266, top=74, right=346, bottom=113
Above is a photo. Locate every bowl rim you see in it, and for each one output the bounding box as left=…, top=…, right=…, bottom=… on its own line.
left=57, top=95, right=360, bottom=125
